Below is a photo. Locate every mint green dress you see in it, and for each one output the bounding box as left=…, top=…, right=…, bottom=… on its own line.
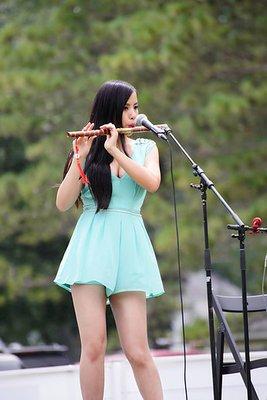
left=53, top=138, right=165, bottom=305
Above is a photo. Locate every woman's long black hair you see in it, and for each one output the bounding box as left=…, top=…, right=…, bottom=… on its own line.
left=62, top=80, right=136, bottom=212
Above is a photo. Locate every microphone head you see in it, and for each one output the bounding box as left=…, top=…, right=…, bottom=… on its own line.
left=135, top=114, right=147, bottom=126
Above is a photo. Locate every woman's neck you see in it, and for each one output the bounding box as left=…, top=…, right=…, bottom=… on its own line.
left=117, top=135, right=131, bottom=151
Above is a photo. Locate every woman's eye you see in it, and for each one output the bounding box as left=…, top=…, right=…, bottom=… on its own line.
left=124, top=105, right=138, bottom=111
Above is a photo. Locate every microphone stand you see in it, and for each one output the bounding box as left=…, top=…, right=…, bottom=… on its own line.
left=160, top=126, right=255, bottom=400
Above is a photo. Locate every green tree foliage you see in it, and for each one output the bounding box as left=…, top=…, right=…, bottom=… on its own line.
left=0, top=0, right=266, bottom=357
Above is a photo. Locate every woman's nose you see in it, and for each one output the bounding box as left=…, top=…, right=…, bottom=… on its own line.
left=129, top=109, right=137, bottom=119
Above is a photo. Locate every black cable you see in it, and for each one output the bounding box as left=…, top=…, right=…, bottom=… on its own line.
left=167, top=137, right=189, bottom=400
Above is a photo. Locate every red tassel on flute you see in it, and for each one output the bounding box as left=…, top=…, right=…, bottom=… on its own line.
left=74, top=139, right=90, bottom=185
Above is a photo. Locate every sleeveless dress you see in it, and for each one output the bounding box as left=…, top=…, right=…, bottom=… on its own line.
left=53, top=138, right=165, bottom=305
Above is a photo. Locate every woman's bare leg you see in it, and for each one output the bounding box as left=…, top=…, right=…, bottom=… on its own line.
left=71, top=284, right=107, bottom=400
left=110, top=291, right=164, bottom=400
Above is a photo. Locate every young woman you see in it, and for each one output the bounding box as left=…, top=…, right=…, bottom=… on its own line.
left=54, top=80, right=165, bottom=400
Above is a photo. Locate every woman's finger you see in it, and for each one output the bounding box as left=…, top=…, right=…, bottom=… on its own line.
left=106, top=123, right=115, bottom=129
left=82, top=121, right=94, bottom=131
left=85, top=122, right=94, bottom=131
left=100, top=126, right=109, bottom=133
left=84, top=120, right=92, bottom=130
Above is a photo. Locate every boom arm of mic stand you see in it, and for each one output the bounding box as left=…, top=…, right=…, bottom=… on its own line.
left=191, top=164, right=244, bottom=227
left=165, top=129, right=244, bottom=227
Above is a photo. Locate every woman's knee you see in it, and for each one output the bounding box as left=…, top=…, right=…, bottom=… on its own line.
left=81, top=337, right=107, bottom=362
left=124, top=347, right=151, bottom=367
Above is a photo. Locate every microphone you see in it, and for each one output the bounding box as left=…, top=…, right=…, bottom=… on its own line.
left=135, top=114, right=168, bottom=141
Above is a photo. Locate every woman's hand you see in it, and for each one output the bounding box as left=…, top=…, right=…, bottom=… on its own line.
left=101, top=123, right=118, bottom=154
left=72, top=122, right=97, bottom=159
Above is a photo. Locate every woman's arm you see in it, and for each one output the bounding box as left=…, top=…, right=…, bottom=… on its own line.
left=102, top=122, right=161, bottom=193
left=109, top=145, right=161, bottom=192
left=56, top=156, right=85, bottom=212
left=56, top=123, right=96, bottom=212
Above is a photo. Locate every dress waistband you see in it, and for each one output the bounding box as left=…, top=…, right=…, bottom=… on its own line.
left=83, top=206, right=142, bottom=216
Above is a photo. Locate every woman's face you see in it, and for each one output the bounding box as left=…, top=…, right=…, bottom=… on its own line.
left=122, top=91, right=139, bottom=128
